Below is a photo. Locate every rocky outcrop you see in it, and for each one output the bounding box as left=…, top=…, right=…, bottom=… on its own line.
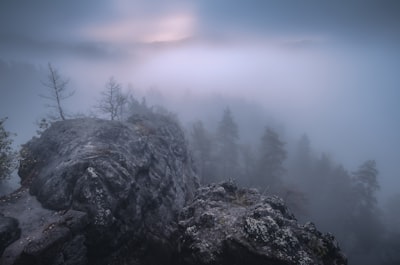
left=14, top=115, right=198, bottom=264
left=1, top=114, right=347, bottom=264
left=176, top=182, right=347, bottom=265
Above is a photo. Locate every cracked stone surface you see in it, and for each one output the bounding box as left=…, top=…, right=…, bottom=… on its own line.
left=177, top=182, right=347, bottom=265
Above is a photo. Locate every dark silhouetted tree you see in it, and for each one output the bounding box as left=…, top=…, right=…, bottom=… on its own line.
left=216, top=107, right=239, bottom=180
left=294, top=134, right=312, bottom=175
left=320, top=165, right=355, bottom=243
left=288, top=133, right=314, bottom=191
left=190, top=120, right=215, bottom=183
left=256, top=127, right=287, bottom=191
left=349, top=160, right=383, bottom=261
left=311, top=153, right=332, bottom=193
left=41, top=63, right=74, bottom=121
left=300, top=153, right=336, bottom=227
left=352, top=160, right=379, bottom=209
left=0, top=117, right=17, bottom=182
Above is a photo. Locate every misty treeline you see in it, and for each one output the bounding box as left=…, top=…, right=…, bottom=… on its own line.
left=1, top=63, right=400, bottom=265
left=188, top=108, right=399, bottom=265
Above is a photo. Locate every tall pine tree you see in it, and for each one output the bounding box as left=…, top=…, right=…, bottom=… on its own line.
left=216, top=107, right=239, bottom=181
left=191, top=120, right=214, bottom=183
left=290, top=133, right=313, bottom=190
left=350, top=160, right=383, bottom=254
left=353, top=160, right=379, bottom=209
left=255, top=127, right=287, bottom=192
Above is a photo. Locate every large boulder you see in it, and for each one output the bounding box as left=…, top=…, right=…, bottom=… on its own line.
left=17, top=115, right=198, bottom=262
left=176, top=182, right=347, bottom=265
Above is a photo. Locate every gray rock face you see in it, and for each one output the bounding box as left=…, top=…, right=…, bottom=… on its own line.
left=0, top=213, right=20, bottom=256
left=2, top=115, right=347, bottom=264
left=18, top=115, right=198, bottom=259
left=177, top=182, right=347, bottom=265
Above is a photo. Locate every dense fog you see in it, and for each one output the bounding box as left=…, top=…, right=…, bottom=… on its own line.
left=1, top=1, right=400, bottom=264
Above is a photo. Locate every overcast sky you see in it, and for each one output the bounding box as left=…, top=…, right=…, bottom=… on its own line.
left=1, top=0, right=400, bottom=198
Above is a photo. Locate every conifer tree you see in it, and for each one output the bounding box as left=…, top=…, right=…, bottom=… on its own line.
left=290, top=133, right=313, bottom=190
left=216, top=107, right=239, bottom=180
left=353, top=160, right=379, bottom=209
left=191, top=120, right=214, bottom=183
left=350, top=160, right=383, bottom=252
left=256, top=127, right=287, bottom=191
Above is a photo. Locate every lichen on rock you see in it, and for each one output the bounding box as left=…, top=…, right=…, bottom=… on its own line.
left=177, top=181, right=347, bottom=265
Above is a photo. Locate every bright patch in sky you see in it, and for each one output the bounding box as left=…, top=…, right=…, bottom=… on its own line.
left=84, top=13, right=195, bottom=43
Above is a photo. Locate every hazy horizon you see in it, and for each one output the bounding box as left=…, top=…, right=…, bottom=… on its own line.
left=1, top=0, right=400, bottom=201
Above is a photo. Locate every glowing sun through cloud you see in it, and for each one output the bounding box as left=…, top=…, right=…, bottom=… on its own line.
left=84, top=13, right=196, bottom=44
left=143, top=14, right=195, bottom=43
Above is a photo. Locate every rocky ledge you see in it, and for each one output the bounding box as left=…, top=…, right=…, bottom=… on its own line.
left=0, top=115, right=347, bottom=265
left=0, top=189, right=88, bottom=265
left=177, top=182, right=347, bottom=265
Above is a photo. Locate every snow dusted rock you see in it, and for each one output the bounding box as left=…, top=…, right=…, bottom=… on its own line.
left=17, top=115, right=198, bottom=263
left=177, top=182, right=347, bottom=265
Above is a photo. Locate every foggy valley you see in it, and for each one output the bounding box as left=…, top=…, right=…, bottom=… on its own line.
left=1, top=1, right=400, bottom=265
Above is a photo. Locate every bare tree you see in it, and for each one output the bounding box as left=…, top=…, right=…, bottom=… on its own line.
left=41, top=63, right=74, bottom=121
left=97, top=77, right=129, bottom=121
